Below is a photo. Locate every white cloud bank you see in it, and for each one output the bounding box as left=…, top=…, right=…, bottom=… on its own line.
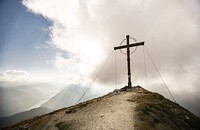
left=21, top=0, right=200, bottom=91
left=0, top=70, right=32, bottom=83
left=22, top=0, right=200, bottom=79
left=22, top=0, right=106, bottom=83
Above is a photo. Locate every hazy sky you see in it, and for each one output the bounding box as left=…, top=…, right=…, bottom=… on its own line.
left=0, top=0, right=200, bottom=116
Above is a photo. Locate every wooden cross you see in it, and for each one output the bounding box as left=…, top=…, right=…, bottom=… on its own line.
left=114, top=35, right=144, bottom=88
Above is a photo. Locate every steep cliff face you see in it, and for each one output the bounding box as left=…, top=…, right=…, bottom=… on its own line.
left=4, top=86, right=200, bottom=130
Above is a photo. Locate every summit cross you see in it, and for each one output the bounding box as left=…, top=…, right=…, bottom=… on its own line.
left=114, top=35, right=144, bottom=88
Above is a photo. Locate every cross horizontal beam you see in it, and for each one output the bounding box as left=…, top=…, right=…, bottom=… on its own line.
left=114, top=41, right=144, bottom=50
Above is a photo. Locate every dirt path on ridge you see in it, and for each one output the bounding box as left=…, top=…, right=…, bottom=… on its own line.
left=50, top=91, right=137, bottom=130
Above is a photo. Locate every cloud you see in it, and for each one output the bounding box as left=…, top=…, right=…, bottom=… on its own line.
left=52, top=52, right=71, bottom=69
left=21, top=0, right=200, bottom=84
left=22, top=0, right=106, bottom=80
left=22, top=0, right=200, bottom=116
left=22, top=0, right=200, bottom=81
left=0, top=70, right=32, bottom=83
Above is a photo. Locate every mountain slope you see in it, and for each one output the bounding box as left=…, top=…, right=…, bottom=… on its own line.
left=129, top=87, right=200, bottom=129
left=0, top=107, right=51, bottom=129
left=41, top=84, right=97, bottom=110
left=4, top=86, right=200, bottom=130
left=0, top=85, right=47, bottom=117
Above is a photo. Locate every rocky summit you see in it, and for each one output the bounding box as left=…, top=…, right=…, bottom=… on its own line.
left=3, top=86, right=200, bottom=130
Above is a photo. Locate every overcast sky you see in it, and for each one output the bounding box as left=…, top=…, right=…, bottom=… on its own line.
left=0, top=0, right=200, bottom=116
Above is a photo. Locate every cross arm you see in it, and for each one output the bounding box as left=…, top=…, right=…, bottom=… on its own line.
left=114, top=42, right=145, bottom=50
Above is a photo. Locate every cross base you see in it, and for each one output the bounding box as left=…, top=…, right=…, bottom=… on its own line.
left=128, top=82, right=132, bottom=88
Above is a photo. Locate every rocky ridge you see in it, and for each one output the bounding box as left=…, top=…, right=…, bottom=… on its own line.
left=3, top=86, right=200, bottom=130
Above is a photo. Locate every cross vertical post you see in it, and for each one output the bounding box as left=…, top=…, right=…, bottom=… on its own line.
left=126, top=35, right=132, bottom=88
left=114, top=35, right=144, bottom=88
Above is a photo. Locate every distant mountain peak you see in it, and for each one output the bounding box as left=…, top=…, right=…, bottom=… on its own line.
left=4, top=86, right=200, bottom=130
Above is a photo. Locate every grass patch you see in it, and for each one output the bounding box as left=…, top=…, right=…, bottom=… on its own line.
left=65, top=109, right=77, bottom=114
left=55, top=121, right=71, bottom=130
left=133, top=92, right=200, bottom=130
